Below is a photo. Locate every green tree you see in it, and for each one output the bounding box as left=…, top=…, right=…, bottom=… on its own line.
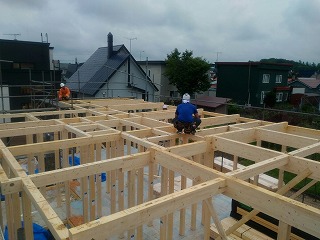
left=164, top=48, right=211, bottom=96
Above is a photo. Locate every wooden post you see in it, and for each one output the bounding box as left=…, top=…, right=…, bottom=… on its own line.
left=160, top=165, right=168, bottom=240
left=21, top=190, right=34, bottom=240
left=127, top=168, right=136, bottom=239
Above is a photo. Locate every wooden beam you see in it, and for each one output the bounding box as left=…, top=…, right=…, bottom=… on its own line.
left=121, top=132, right=165, bottom=149
left=229, top=120, right=263, bottom=129
left=289, top=142, right=320, bottom=157
left=285, top=156, right=320, bottom=181
left=154, top=149, right=222, bottom=181
left=0, top=147, right=28, bottom=178
left=69, top=178, right=226, bottom=240
left=8, top=133, right=121, bottom=156
left=0, top=124, right=64, bottom=138
left=229, top=155, right=289, bottom=180
left=64, top=125, right=91, bottom=137
left=120, top=118, right=149, bottom=130
left=214, top=137, right=280, bottom=162
left=287, top=125, right=320, bottom=139
left=255, top=128, right=318, bottom=148
left=1, top=152, right=150, bottom=194
left=167, top=141, right=207, bottom=157
left=201, top=114, right=240, bottom=127
left=0, top=119, right=58, bottom=130
left=225, top=178, right=320, bottom=237
left=205, top=199, right=228, bottom=240
left=259, top=122, right=288, bottom=132
left=223, top=168, right=311, bottom=237
left=22, top=178, right=69, bottom=239
left=215, top=128, right=256, bottom=143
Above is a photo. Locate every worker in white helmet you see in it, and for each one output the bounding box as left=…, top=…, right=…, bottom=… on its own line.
left=173, top=93, right=201, bottom=134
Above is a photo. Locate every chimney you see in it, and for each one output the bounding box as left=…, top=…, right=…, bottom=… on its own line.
left=107, top=32, right=113, bottom=58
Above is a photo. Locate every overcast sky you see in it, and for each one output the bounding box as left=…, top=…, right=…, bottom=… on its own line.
left=1, top=0, right=319, bottom=64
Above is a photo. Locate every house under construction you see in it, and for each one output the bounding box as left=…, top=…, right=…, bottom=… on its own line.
left=0, top=98, right=319, bottom=240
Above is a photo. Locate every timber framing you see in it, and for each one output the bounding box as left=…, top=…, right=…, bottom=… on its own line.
left=0, top=98, right=319, bottom=240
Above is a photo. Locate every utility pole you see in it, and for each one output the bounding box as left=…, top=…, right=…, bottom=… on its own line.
left=139, top=51, right=144, bottom=61
left=145, top=57, right=148, bottom=101
left=215, top=51, right=222, bottom=61
left=124, top=37, right=137, bottom=53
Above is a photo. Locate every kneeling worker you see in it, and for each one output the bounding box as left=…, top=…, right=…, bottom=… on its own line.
left=58, top=83, right=71, bottom=101
left=173, top=93, right=201, bottom=134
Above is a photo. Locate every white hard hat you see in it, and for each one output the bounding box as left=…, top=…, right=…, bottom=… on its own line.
left=182, top=93, right=190, bottom=101
left=60, top=83, right=65, bottom=87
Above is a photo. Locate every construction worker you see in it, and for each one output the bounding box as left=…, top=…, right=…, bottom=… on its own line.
left=173, top=93, right=201, bottom=134
left=58, top=83, right=71, bottom=101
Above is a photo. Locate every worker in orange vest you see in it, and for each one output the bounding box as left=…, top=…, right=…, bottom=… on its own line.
left=58, top=83, right=71, bottom=101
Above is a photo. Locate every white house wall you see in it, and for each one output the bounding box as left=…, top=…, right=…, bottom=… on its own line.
left=96, top=60, right=155, bottom=100
left=143, top=64, right=162, bottom=101
left=139, top=62, right=178, bottom=101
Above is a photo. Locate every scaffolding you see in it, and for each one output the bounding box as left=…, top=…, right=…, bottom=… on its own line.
left=0, top=68, right=60, bottom=114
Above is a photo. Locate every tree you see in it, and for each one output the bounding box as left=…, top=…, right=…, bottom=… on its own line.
left=164, top=48, right=211, bottom=96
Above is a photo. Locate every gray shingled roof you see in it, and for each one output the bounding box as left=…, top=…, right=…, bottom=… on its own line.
left=67, top=45, right=127, bottom=95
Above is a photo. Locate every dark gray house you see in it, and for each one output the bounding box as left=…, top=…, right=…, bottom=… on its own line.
left=216, top=62, right=292, bottom=107
left=0, top=39, right=60, bottom=112
left=288, top=78, right=320, bottom=108
left=67, top=33, right=158, bottom=101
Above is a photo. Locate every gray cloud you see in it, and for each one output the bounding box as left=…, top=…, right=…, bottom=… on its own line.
left=0, top=0, right=319, bottom=64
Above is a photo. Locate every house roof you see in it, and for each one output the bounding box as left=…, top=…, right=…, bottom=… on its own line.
left=298, top=78, right=320, bottom=89
left=274, top=86, right=291, bottom=91
left=305, top=92, right=320, bottom=97
left=67, top=45, right=126, bottom=95
left=191, top=96, right=231, bottom=109
left=216, top=61, right=292, bottom=67
left=68, top=44, right=158, bottom=96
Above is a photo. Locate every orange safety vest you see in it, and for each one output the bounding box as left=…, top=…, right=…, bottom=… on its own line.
left=59, top=86, right=70, bottom=98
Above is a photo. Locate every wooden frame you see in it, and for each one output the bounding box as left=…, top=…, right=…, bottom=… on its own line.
left=0, top=99, right=319, bottom=240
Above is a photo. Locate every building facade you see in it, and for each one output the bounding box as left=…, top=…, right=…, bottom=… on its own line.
left=137, top=60, right=179, bottom=102
left=68, top=33, right=158, bottom=101
left=0, top=39, right=61, bottom=112
left=216, top=62, right=292, bottom=107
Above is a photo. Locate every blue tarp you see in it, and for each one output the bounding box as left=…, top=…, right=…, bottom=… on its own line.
left=68, top=155, right=106, bottom=182
left=4, top=222, right=54, bottom=240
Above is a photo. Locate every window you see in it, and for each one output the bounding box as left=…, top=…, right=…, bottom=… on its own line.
left=13, top=63, right=20, bottom=69
left=276, top=92, right=283, bottom=102
left=261, top=91, right=268, bottom=104
left=276, top=75, right=282, bottom=83
left=283, top=92, right=288, bottom=101
left=262, top=74, right=270, bottom=83
left=170, top=91, right=178, bottom=98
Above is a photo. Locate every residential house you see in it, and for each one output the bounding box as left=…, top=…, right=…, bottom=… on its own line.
left=0, top=39, right=61, bottom=112
left=288, top=77, right=320, bottom=108
left=191, top=96, right=231, bottom=114
left=216, top=62, right=292, bottom=107
left=67, top=33, right=158, bottom=101
left=60, top=62, right=83, bottom=81
left=136, top=61, right=216, bottom=103
left=137, top=60, right=178, bottom=102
